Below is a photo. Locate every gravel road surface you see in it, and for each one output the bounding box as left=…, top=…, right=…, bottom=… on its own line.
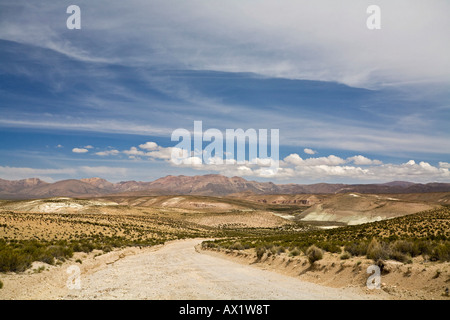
left=65, top=239, right=369, bottom=300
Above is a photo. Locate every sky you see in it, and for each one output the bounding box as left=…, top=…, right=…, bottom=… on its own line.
left=0, top=0, right=449, bottom=184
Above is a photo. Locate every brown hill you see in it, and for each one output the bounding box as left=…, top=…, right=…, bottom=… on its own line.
left=80, top=177, right=115, bottom=191
left=5, top=179, right=103, bottom=199
left=0, top=174, right=449, bottom=199
left=0, top=178, right=49, bottom=198
left=144, top=174, right=281, bottom=195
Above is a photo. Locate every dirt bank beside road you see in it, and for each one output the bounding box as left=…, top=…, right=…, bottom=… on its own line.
left=1, top=239, right=385, bottom=300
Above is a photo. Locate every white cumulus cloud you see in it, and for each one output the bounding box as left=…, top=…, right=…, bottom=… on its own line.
left=439, top=162, right=450, bottom=169
left=304, top=148, right=317, bottom=155
left=139, top=142, right=158, bottom=150
left=95, top=150, right=120, bottom=156
left=123, top=147, right=146, bottom=156
left=347, top=155, right=382, bottom=165
left=72, top=148, right=89, bottom=153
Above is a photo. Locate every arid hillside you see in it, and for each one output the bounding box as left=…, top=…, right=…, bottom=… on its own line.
left=1, top=194, right=449, bottom=300
left=2, top=175, right=450, bottom=199
left=229, top=192, right=449, bottom=225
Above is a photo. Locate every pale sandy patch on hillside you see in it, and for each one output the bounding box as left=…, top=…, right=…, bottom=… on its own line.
left=186, top=211, right=291, bottom=228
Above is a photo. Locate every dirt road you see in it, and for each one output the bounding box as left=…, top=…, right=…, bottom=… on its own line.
left=64, top=239, right=372, bottom=300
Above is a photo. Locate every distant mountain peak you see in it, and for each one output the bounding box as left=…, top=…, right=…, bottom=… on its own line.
left=381, top=181, right=416, bottom=187
left=81, top=177, right=108, bottom=182
left=20, top=177, right=47, bottom=185
left=0, top=175, right=449, bottom=200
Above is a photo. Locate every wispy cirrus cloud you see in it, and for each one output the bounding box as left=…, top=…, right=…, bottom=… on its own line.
left=2, top=1, right=449, bottom=88
left=1, top=1, right=449, bottom=184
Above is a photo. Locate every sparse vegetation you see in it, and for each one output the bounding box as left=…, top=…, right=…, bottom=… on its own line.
left=33, top=266, right=46, bottom=273
left=306, top=245, right=323, bottom=264
left=256, top=247, right=265, bottom=260
left=366, top=238, right=389, bottom=261
left=0, top=237, right=166, bottom=273
left=340, top=252, right=351, bottom=260
left=202, top=206, right=450, bottom=263
left=1, top=197, right=450, bottom=275
left=290, top=248, right=301, bottom=257
left=0, top=197, right=242, bottom=273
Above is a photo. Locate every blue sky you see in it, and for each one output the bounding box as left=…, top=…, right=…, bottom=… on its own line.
left=0, top=0, right=449, bottom=183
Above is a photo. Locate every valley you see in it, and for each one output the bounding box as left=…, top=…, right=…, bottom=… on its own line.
left=0, top=175, right=449, bottom=300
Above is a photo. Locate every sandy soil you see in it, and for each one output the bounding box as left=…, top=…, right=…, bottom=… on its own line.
left=0, top=245, right=153, bottom=300
left=0, top=239, right=382, bottom=300
left=186, top=211, right=290, bottom=228
left=203, top=246, right=450, bottom=300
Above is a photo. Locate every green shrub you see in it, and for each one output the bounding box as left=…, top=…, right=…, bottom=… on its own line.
left=430, top=243, right=450, bottom=262
left=47, top=245, right=73, bottom=260
left=306, top=245, right=323, bottom=264
left=392, top=240, right=416, bottom=256
left=340, top=252, right=351, bottom=260
left=256, top=247, right=265, bottom=260
left=34, top=266, right=46, bottom=273
left=366, top=238, right=389, bottom=261
left=102, top=245, right=113, bottom=253
left=345, top=242, right=368, bottom=257
left=389, top=250, right=409, bottom=263
left=37, top=252, right=55, bottom=265
left=230, top=242, right=245, bottom=251
left=318, top=242, right=341, bottom=254
left=276, top=246, right=286, bottom=254
left=201, top=241, right=215, bottom=249
left=72, top=241, right=94, bottom=253
left=290, top=248, right=301, bottom=257
left=408, top=240, right=434, bottom=260
left=0, top=280, right=3, bottom=289
left=0, top=249, right=32, bottom=273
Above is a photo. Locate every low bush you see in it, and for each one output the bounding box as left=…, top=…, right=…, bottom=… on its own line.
left=340, top=252, right=351, bottom=260
left=317, top=242, right=341, bottom=254
left=0, top=249, right=32, bottom=273
left=345, top=242, right=368, bottom=257
left=306, top=245, right=323, bottom=264
left=256, top=247, right=265, bottom=260
left=0, top=236, right=162, bottom=273
left=430, top=243, right=450, bottom=262
left=392, top=240, right=416, bottom=257
left=388, top=250, right=409, bottom=263
left=366, top=238, right=389, bottom=261
left=275, top=246, right=285, bottom=254
left=290, top=248, right=301, bottom=257
left=230, top=242, right=245, bottom=251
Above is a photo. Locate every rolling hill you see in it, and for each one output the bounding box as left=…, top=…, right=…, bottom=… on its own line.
left=0, top=174, right=449, bottom=199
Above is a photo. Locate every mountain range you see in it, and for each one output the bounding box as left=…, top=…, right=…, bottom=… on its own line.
left=0, top=175, right=449, bottom=199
